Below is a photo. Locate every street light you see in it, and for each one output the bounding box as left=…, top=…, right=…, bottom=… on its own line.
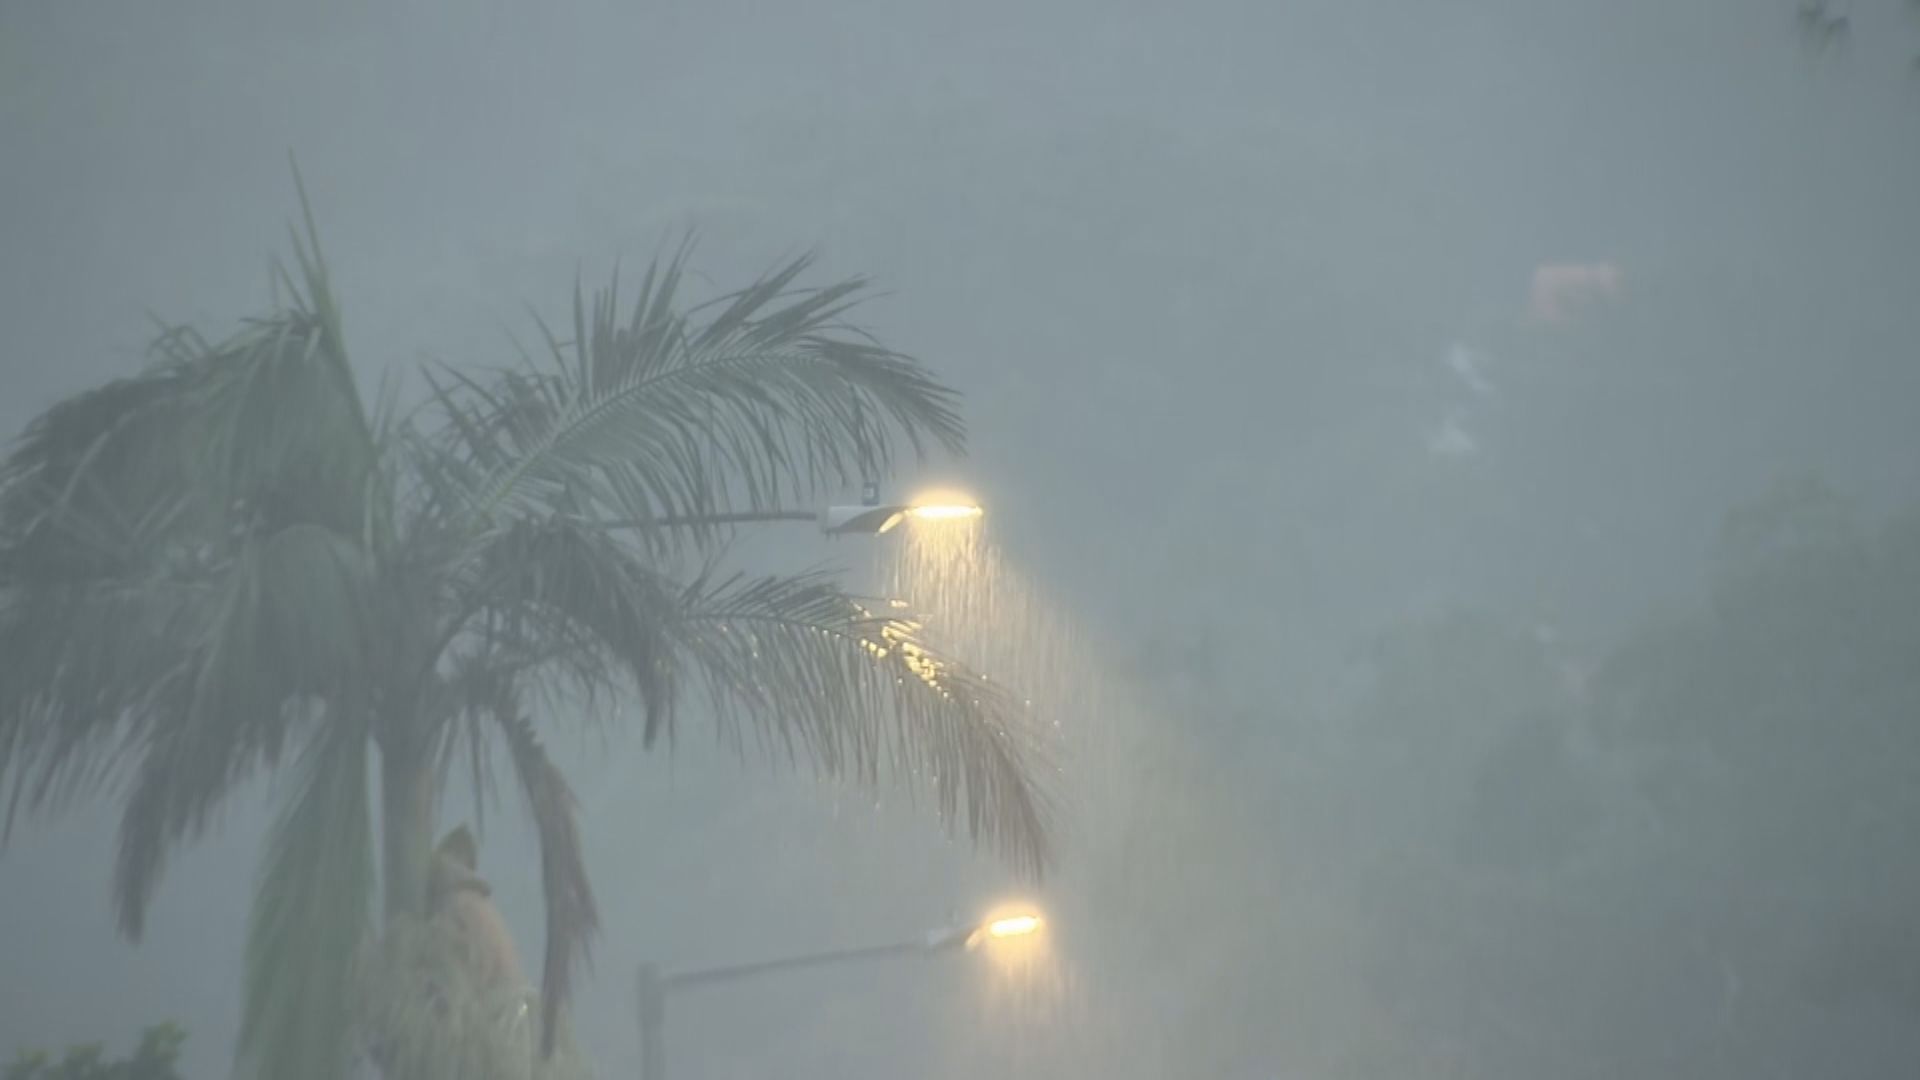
left=979, top=913, right=1043, bottom=941
left=820, top=491, right=985, bottom=536
left=599, top=492, right=985, bottom=538
left=637, top=908, right=1044, bottom=1080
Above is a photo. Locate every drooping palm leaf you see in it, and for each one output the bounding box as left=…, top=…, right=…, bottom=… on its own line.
left=669, top=570, right=1053, bottom=878
left=443, top=524, right=1055, bottom=864
left=0, top=364, right=222, bottom=843
left=0, top=363, right=213, bottom=580
left=235, top=714, right=375, bottom=1080
left=0, top=571, right=213, bottom=842
left=111, top=523, right=381, bottom=939
left=447, top=517, right=680, bottom=734
left=436, top=526, right=1053, bottom=876
left=497, top=712, right=597, bottom=1059
left=424, top=540, right=1051, bottom=1041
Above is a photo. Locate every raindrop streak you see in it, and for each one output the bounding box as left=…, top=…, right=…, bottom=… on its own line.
left=855, top=512, right=1158, bottom=1077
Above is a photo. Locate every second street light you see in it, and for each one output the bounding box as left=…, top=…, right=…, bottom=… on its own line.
left=637, top=908, right=1044, bottom=1080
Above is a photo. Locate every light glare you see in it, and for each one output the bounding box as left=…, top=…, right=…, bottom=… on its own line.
left=987, top=914, right=1042, bottom=938
left=907, top=503, right=984, bottom=521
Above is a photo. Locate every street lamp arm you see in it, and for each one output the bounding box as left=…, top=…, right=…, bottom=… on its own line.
left=637, top=910, right=1037, bottom=1079
left=664, top=937, right=938, bottom=992
left=591, top=497, right=982, bottom=537
left=599, top=510, right=821, bottom=529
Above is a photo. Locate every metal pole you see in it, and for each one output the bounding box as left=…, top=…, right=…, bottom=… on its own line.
left=638, top=963, right=665, bottom=1080
left=636, top=931, right=965, bottom=1079
left=665, top=937, right=942, bottom=991
left=599, top=510, right=819, bottom=530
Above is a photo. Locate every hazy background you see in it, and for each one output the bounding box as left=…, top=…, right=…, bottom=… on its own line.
left=4, top=1, right=1919, bottom=1077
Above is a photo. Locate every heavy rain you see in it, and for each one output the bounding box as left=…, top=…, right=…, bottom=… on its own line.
left=4, top=1, right=1920, bottom=1078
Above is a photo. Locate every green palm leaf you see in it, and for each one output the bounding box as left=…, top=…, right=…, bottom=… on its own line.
left=0, top=186, right=381, bottom=850
left=236, top=715, right=375, bottom=1080
left=111, top=523, right=381, bottom=939
left=497, top=713, right=596, bottom=1060
left=447, top=516, right=680, bottom=733
left=428, top=250, right=963, bottom=539
left=670, top=570, right=1053, bottom=877
left=430, top=542, right=1052, bottom=1040
left=437, top=523, right=1052, bottom=877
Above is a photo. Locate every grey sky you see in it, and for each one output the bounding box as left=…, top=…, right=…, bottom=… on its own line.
left=4, top=1, right=1919, bottom=1076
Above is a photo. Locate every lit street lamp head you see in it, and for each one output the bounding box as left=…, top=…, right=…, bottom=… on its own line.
left=905, top=502, right=984, bottom=522
left=984, top=914, right=1042, bottom=939
left=923, top=907, right=1046, bottom=952
left=966, top=911, right=1043, bottom=950
left=819, top=494, right=984, bottom=535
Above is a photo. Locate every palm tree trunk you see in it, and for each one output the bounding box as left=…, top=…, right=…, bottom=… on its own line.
left=380, top=736, right=437, bottom=921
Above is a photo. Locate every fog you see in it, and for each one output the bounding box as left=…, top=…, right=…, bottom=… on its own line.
left=3, top=1, right=1919, bottom=1077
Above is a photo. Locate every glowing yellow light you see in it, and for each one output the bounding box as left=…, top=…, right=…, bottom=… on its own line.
left=965, top=908, right=1045, bottom=949
left=907, top=503, right=984, bottom=521
left=904, top=490, right=984, bottom=523
left=987, top=914, right=1042, bottom=938
left=874, top=511, right=907, bottom=534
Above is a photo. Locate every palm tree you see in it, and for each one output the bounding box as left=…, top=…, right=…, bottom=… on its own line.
left=0, top=175, right=1051, bottom=1079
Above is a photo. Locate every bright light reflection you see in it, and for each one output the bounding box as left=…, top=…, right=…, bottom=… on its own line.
left=907, top=503, right=984, bottom=521
left=966, top=908, right=1045, bottom=949
left=904, top=489, right=983, bottom=522
left=987, top=914, right=1042, bottom=938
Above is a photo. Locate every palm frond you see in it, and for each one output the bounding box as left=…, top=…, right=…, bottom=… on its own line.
left=443, top=518, right=680, bottom=735
left=109, top=702, right=274, bottom=943
left=671, top=571, right=1053, bottom=878
left=0, top=191, right=376, bottom=578
left=235, top=714, right=375, bottom=1080
left=497, top=713, right=597, bottom=1059
left=423, top=251, right=966, bottom=540
left=0, top=361, right=219, bottom=583
left=439, top=533, right=1052, bottom=875
left=0, top=194, right=385, bottom=835
left=104, top=522, right=377, bottom=937
left=3, top=522, right=373, bottom=855
left=0, top=572, right=212, bottom=843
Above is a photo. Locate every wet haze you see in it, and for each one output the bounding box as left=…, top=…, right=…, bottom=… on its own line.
left=4, top=1, right=1920, bottom=1077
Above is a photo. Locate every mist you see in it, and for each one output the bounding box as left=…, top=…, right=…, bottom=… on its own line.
left=4, top=1, right=1920, bottom=1077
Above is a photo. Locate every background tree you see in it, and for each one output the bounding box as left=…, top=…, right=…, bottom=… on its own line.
left=1589, top=478, right=1920, bottom=1027
left=5, top=1025, right=187, bottom=1080
left=0, top=178, right=1051, bottom=1079
left=1794, top=0, right=1920, bottom=76
left=1323, top=478, right=1920, bottom=1076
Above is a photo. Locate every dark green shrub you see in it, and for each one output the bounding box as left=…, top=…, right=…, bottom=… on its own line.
left=4, top=1024, right=186, bottom=1080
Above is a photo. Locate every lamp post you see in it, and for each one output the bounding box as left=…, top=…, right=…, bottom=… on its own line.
left=636, top=911, right=1042, bottom=1080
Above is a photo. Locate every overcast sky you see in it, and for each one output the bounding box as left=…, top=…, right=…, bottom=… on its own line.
left=3, top=1, right=1919, bottom=1077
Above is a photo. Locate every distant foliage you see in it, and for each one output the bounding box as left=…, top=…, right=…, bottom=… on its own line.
left=4, top=1025, right=187, bottom=1080
left=1794, top=0, right=1920, bottom=76
left=1592, top=479, right=1920, bottom=1013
